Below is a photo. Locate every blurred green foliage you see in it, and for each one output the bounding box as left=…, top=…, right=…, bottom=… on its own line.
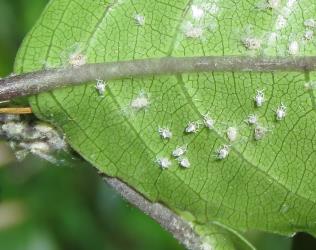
left=0, top=155, right=184, bottom=250
left=0, top=0, right=314, bottom=249
left=0, top=0, right=49, bottom=76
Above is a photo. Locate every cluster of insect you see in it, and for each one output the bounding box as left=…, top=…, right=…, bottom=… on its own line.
left=155, top=89, right=287, bottom=170
left=0, top=114, right=67, bottom=164
left=239, top=2, right=315, bottom=56
left=156, top=144, right=190, bottom=169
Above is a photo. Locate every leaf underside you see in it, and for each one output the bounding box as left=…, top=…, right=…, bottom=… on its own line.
left=14, top=0, right=316, bottom=248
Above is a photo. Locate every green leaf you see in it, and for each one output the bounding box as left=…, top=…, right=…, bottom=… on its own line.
left=14, top=0, right=316, bottom=248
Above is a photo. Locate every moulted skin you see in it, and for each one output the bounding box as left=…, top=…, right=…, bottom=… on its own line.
left=11, top=0, right=316, bottom=249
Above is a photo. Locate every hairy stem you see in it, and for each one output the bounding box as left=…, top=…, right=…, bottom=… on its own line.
left=1, top=56, right=315, bottom=100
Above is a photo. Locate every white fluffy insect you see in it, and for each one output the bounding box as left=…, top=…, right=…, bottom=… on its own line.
left=203, top=114, right=214, bottom=129
left=288, top=41, right=299, bottom=55
left=276, top=15, right=287, bottom=30
left=254, top=125, right=268, bottom=140
left=33, top=123, right=54, bottom=135
left=134, top=14, right=145, bottom=26
left=304, top=19, right=316, bottom=28
left=191, top=5, right=204, bottom=19
left=246, top=114, right=258, bottom=125
left=2, top=122, right=26, bottom=139
left=178, top=157, right=191, bottom=168
left=226, top=127, right=238, bottom=142
left=185, top=121, right=199, bottom=133
left=95, top=79, right=107, bottom=96
left=254, top=90, right=265, bottom=107
left=156, top=157, right=172, bottom=169
left=242, top=37, right=261, bottom=50
left=275, top=103, right=287, bottom=120
left=304, top=30, right=314, bottom=41
left=15, top=149, right=29, bottom=162
left=172, top=145, right=187, bottom=158
left=287, top=0, right=297, bottom=8
left=1, top=120, right=66, bottom=164
left=131, top=93, right=150, bottom=110
left=216, top=145, right=230, bottom=160
left=268, top=32, right=278, bottom=44
left=158, top=127, right=172, bottom=139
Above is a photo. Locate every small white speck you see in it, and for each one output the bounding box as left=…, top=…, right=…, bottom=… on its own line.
left=200, top=242, right=213, bottom=250
left=191, top=5, right=204, bottom=19
left=95, top=79, right=107, bottom=96
left=172, top=145, right=187, bottom=158
left=134, top=14, right=145, bottom=26
left=288, top=41, right=299, bottom=55
left=227, top=127, right=238, bottom=142
left=267, top=0, right=280, bottom=9
left=131, top=93, right=149, bottom=110
left=276, top=15, right=287, bottom=30
left=242, top=37, right=261, bottom=50
left=254, top=90, right=265, bottom=107
left=246, top=114, right=258, bottom=125
left=254, top=125, right=268, bottom=140
left=208, top=22, right=218, bottom=32
left=20, top=142, right=51, bottom=153
left=203, top=114, right=215, bottom=129
left=268, top=32, right=278, bottom=44
left=69, top=52, right=86, bottom=67
left=206, top=3, right=219, bottom=15
left=178, top=157, right=191, bottom=168
left=15, top=149, right=29, bottom=162
left=8, top=141, right=16, bottom=150
left=304, top=19, right=316, bottom=28
left=158, top=127, right=172, bottom=139
left=47, top=134, right=67, bottom=151
left=275, top=103, right=287, bottom=120
left=33, top=123, right=53, bottom=135
left=304, top=30, right=314, bottom=41
left=183, top=22, right=203, bottom=38
left=185, top=121, right=199, bottom=133
left=304, top=81, right=316, bottom=90
left=216, top=145, right=230, bottom=160
left=156, top=157, right=172, bottom=169
left=0, top=114, right=20, bottom=123
left=286, top=0, right=297, bottom=8
left=31, top=150, right=58, bottom=164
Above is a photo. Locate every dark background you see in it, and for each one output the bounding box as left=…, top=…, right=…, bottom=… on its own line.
left=0, top=0, right=315, bottom=249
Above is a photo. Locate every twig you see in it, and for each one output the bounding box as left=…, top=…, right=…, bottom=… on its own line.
left=1, top=56, right=315, bottom=100
left=0, top=107, right=33, bottom=114
left=104, top=176, right=203, bottom=250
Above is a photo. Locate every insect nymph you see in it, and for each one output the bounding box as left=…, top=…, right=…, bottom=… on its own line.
left=254, top=90, right=265, bottom=107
